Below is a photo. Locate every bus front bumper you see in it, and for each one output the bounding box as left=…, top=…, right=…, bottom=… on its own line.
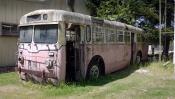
left=18, top=67, right=58, bottom=79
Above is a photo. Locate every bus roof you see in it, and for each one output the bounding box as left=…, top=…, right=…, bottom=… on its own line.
left=20, top=9, right=143, bottom=33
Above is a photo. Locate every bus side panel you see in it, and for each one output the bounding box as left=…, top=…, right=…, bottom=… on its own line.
left=58, top=22, right=66, bottom=81
left=136, top=43, right=148, bottom=61
left=84, top=44, right=93, bottom=78
left=57, top=46, right=66, bottom=81
left=124, top=44, right=132, bottom=65
left=141, top=43, right=148, bottom=61
left=85, top=44, right=131, bottom=75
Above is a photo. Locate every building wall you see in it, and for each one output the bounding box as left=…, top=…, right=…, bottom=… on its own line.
left=0, top=0, right=46, bottom=23
left=0, top=0, right=89, bottom=66
left=0, top=36, right=18, bottom=66
left=0, top=0, right=89, bottom=24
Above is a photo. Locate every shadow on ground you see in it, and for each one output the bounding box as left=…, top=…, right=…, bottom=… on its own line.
left=66, top=62, right=151, bottom=87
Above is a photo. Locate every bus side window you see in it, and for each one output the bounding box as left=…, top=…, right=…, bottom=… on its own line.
left=106, top=28, right=110, bottom=42
left=141, top=34, right=145, bottom=42
left=137, top=33, right=142, bottom=42
left=118, top=30, right=124, bottom=42
left=106, top=29, right=115, bottom=43
left=86, top=25, right=91, bottom=42
left=66, top=30, right=76, bottom=41
left=95, top=26, right=104, bottom=43
left=125, top=31, right=131, bottom=43
left=105, top=28, right=108, bottom=43
left=92, top=26, right=97, bottom=42
left=80, top=26, right=85, bottom=43
left=115, top=29, right=118, bottom=42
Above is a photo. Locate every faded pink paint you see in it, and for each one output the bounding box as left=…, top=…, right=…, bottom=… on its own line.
left=17, top=9, right=148, bottom=84
left=18, top=42, right=147, bottom=82
left=84, top=43, right=131, bottom=75
left=18, top=44, right=66, bottom=81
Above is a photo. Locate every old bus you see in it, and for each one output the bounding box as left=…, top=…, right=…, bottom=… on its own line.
left=17, top=10, right=147, bottom=84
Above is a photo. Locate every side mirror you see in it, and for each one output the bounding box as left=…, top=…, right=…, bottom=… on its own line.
left=17, top=38, right=20, bottom=46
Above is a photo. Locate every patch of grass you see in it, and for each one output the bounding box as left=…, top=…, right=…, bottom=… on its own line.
left=0, top=62, right=175, bottom=99
left=0, top=72, right=19, bottom=85
left=20, top=77, right=93, bottom=97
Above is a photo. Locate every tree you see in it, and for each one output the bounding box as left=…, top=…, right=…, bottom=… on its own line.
left=85, top=0, right=174, bottom=44
left=86, top=0, right=102, bottom=16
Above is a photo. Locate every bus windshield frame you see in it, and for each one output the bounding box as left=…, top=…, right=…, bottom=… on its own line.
left=34, top=24, right=58, bottom=44
left=19, top=24, right=58, bottom=44
left=19, top=26, right=33, bottom=43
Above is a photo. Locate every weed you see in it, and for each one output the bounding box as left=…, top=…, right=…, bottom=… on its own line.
left=0, top=62, right=175, bottom=99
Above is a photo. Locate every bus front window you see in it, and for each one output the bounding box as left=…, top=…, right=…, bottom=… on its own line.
left=34, top=25, right=58, bottom=44
left=19, top=26, right=33, bottom=43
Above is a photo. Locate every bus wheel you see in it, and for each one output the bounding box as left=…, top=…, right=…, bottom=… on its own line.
left=88, top=63, right=100, bottom=79
left=19, top=72, right=28, bottom=81
left=49, top=78, right=59, bottom=86
left=136, top=53, right=142, bottom=64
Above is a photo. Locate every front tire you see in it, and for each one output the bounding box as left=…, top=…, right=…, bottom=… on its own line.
left=49, top=78, right=59, bottom=86
left=19, top=72, right=28, bottom=81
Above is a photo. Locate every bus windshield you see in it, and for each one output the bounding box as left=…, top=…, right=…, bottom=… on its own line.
left=34, top=24, right=58, bottom=44
left=19, top=26, right=33, bottom=43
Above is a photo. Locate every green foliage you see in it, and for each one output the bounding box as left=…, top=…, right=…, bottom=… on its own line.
left=86, top=0, right=174, bottom=44
left=97, top=0, right=134, bottom=24
left=87, top=0, right=159, bottom=24
left=86, top=0, right=102, bottom=16
left=144, top=28, right=159, bottom=44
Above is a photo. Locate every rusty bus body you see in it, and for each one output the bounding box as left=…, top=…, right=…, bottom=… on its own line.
left=17, top=10, right=148, bottom=84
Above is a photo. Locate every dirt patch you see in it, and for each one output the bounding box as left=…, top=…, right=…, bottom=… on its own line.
left=135, top=68, right=150, bottom=75
left=0, top=85, right=20, bottom=93
left=0, top=84, right=37, bottom=95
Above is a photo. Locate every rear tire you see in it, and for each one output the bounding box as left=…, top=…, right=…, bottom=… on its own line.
left=136, top=53, right=142, bottom=64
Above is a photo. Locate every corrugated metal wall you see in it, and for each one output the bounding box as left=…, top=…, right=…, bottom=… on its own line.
left=0, top=0, right=89, bottom=24
left=0, top=0, right=89, bottom=66
left=0, top=0, right=48, bottom=23
left=0, top=36, right=17, bottom=66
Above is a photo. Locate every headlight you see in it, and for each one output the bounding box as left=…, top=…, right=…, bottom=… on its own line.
left=45, top=59, right=54, bottom=69
left=18, top=51, right=24, bottom=65
left=46, top=52, right=56, bottom=69
left=49, top=52, right=54, bottom=57
left=18, top=56, right=24, bottom=65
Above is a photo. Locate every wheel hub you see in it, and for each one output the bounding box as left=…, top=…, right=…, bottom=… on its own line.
left=89, top=65, right=99, bottom=78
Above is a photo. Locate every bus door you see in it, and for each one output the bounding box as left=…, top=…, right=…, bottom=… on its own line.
left=131, top=32, right=136, bottom=64
left=65, top=24, right=81, bottom=81
left=78, top=26, right=87, bottom=80
left=74, top=26, right=82, bottom=80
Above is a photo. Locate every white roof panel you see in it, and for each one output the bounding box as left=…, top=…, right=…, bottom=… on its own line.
left=20, top=9, right=143, bottom=33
